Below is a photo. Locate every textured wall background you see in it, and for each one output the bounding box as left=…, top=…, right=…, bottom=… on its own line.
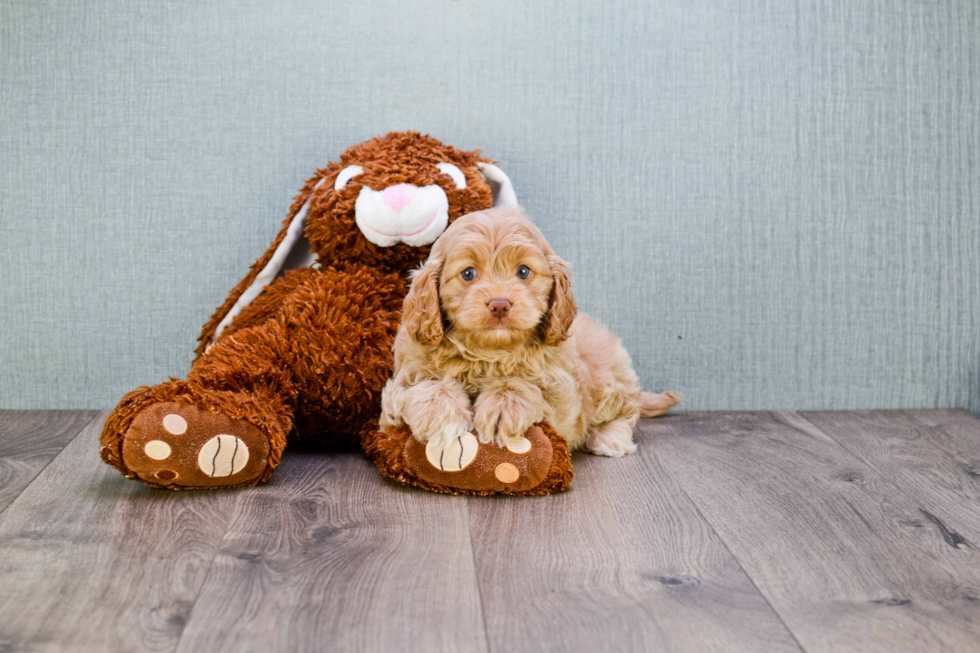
left=1, top=0, right=978, bottom=411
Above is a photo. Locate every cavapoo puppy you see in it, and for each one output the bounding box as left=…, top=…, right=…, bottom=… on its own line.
left=379, top=206, right=677, bottom=457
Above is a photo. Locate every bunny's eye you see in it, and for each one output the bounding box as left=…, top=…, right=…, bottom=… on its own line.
left=334, top=165, right=363, bottom=191
left=516, top=265, right=531, bottom=279
left=461, top=267, right=477, bottom=281
left=436, top=163, right=467, bottom=190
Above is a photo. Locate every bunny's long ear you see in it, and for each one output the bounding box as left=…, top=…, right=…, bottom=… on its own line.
left=478, top=162, right=518, bottom=207
left=195, top=176, right=329, bottom=357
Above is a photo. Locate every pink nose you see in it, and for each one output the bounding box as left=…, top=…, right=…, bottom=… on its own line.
left=381, top=184, right=417, bottom=213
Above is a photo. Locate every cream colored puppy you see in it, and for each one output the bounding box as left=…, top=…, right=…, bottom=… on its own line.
left=380, top=206, right=677, bottom=456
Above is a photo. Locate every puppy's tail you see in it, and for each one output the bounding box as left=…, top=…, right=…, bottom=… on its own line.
left=639, top=391, right=680, bottom=418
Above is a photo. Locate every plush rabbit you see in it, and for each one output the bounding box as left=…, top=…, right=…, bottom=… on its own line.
left=100, top=132, right=573, bottom=494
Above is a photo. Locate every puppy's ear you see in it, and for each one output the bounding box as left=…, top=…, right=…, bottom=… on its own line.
left=403, top=256, right=444, bottom=346
left=542, top=254, right=577, bottom=345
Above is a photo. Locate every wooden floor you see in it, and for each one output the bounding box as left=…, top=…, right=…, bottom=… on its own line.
left=2, top=410, right=980, bottom=652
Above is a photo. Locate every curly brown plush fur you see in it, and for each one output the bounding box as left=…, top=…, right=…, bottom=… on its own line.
left=100, top=132, right=509, bottom=489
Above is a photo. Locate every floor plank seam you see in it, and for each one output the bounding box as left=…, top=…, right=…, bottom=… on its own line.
left=0, top=411, right=101, bottom=521
left=12, top=411, right=978, bottom=651
left=648, top=429, right=810, bottom=653
left=464, top=498, right=493, bottom=653
left=165, top=489, right=248, bottom=653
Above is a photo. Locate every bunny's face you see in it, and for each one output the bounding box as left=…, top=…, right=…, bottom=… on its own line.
left=305, top=132, right=496, bottom=270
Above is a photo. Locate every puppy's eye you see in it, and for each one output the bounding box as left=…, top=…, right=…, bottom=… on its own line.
left=461, top=267, right=477, bottom=281
left=334, top=165, right=363, bottom=191
left=436, top=163, right=467, bottom=190
left=516, top=265, right=531, bottom=279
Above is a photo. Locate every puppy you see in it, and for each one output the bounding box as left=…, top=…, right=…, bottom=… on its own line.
left=379, top=206, right=677, bottom=457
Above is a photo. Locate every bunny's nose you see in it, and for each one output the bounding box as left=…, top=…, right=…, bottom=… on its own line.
left=488, top=299, right=511, bottom=318
left=381, top=183, right=417, bottom=212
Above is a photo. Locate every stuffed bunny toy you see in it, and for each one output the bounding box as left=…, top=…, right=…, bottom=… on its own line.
left=100, top=132, right=573, bottom=495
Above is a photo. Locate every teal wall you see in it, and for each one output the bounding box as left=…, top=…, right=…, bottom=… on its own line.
left=2, top=0, right=978, bottom=411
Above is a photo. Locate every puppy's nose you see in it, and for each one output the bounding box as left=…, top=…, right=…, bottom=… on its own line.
left=488, top=298, right=511, bottom=318
left=381, top=183, right=417, bottom=212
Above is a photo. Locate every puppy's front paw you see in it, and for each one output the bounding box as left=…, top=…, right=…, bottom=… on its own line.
left=404, top=389, right=472, bottom=450
left=473, top=390, right=544, bottom=448
left=426, top=420, right=472, bottom=452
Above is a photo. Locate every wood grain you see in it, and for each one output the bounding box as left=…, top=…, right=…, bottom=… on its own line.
left=798, top=410, right=980, bottom=544
left=466, top=442, right=803, bottom=652
left=0, top=410, right=97, bottom=514
left=0, top=412, right=239, bottom=652
left=645, top=411, right=980, bottom=653
left=173, top=451, right=488, bottom=653
left=7, top=409, right=980, bottom=651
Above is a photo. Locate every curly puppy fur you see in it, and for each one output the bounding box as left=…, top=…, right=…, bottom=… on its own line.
left=101, top=132, right=498, bottom=487
left=380, top=207, right=678, bottom=457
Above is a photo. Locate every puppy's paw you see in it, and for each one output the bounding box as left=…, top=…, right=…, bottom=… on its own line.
left=408, top=411, right=472, bottom=449
left=473, top=390, right=544, bottom=448
left=586, top=421, right=638, bottom=457
left=427, top=420, right=473, bottom=452
left=404, top=386, right=473, bottom=449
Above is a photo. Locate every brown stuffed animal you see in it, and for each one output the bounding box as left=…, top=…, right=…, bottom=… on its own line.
left=99, top=132, right=573, bottom=495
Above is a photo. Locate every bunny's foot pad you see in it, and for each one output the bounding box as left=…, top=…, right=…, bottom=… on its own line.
left=361, top=421, right=573, bottom=496
left=112, top=402, right=272, bottom=489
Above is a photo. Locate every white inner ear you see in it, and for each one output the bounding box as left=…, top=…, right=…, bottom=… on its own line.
left=478, top=162, right=518, bottom=206
left=436, top=162, right=466, bottom=189
left=208, top=177, right=328, bottom=351
left=334, top=165, right=363, bottom=191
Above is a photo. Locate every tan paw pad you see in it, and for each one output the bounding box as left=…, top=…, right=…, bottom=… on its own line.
left=425, top=432, right=478, bottom=471
left=162, top=414, right=187, bottom=435
left=505, top=437, right=532, bottom=454
left=494, top=463, right=520, bottom=484
left=144, top=440, right=172, bottom=460
left=197, top=435, right=250, bottom=477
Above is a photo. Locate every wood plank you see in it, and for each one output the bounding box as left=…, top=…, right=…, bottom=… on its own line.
left=797, top=410, right=980, bottom=543
left=0, top=412, right=239, bottom=652
left=645, top=411, right=980, bottom=653
left=0, top=410, right=98, bottom=514
left=467, top=440, right=803, bottom=652
left=173, top=451, right=489, bottom=653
